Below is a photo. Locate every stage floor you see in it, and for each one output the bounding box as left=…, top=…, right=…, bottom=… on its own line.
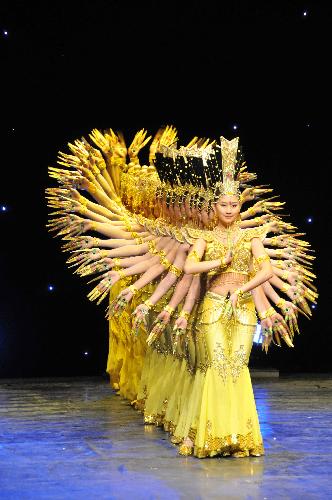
left=0, top=376, right=331, bottom=499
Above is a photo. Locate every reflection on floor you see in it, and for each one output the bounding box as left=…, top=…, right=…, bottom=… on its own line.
left=0, top=376, right=331, bottom=499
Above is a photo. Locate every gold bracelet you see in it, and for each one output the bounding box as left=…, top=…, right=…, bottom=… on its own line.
left=179, top=310, right=190, bottom=320
left=101, top=250, right=109, bottom=258
left=276, top=298, right=286, bottom=308
left=219, top=257, right=227, bottom=269
left=254, top=216, right=263, bottom=224
left=281, top=283, right=291, bottom=293
left=144, top=299, right=154, bottom=309
left=281, top=271, right=289, bottom=280
left=135, top=237, right=144, bottom=245
left=258, top=306, right=276, bottom=320
left=90, top=222, right=97, bottom=232
left=164, top=305, right=174, bottom=315
left=131, top=231, right=139, bottom=239
left=256, top=254, right=270, bottom=265
left=112, top=258, right=121, bottom=267
left=128, top=285, right=138, bottom=295
left=169, top=265, right=182, bottom=277
left=234, top=288, right=245, bottom=299
left=118, top=269, right=126, bottom=279
left=247, top=206, right=256, bottom=216
left=188, top=250, right=200, bottom=262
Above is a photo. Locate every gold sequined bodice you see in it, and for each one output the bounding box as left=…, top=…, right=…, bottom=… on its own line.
left=204, top=232, right=253, bottom=277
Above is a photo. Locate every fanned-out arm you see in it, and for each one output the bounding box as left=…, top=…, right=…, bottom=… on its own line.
left=139, top=244, right=189, bottom=306
left=233, top=239, right=273, bottom=297
left=183, top=239, right=232, bottom=275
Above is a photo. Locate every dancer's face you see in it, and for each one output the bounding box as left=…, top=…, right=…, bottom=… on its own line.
left=216, top=195, right=240, bottom=226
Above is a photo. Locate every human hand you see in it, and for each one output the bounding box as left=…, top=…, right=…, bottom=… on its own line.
left=132, top=303, right=151, bottom=334
left=270, top=312, right=294, bottom=347
left=146, top=310, right=172, bottom=345
left=87, top=270, right=118, bottom=304
left=261, top=317, right=273, bottom=353
left=128, top=129, right=152, bottom=162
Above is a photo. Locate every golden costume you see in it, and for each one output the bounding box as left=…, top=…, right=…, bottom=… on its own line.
left=46, top=126, right=317, bottom=458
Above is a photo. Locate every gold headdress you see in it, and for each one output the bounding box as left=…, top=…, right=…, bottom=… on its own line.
left=218, top=136, right=240, bottom=197
left=151, top=135, right=249, bottom=209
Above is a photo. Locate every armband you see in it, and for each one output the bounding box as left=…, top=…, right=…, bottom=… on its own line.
left=256, top=254, right=270, bottom=265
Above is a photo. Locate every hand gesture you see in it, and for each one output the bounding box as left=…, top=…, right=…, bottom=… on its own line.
left=146, top=309, right=172, bottom=346
left=270, top=312, right=294, bottom=347
left=261, top=317, right=273, bottom=353
left=128, top=129, right=152, bottom=162
left=87, top=270, right=119, bottom=304
left=132, top=303, right=151, bottom=334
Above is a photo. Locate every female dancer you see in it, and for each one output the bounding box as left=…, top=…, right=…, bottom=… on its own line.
left=47, top=127, right=317, bottom=458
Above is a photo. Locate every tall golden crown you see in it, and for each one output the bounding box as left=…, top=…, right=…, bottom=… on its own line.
left=217, top=136, right=240, bottom=197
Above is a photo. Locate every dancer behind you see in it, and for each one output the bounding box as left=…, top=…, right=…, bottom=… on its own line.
left=46, top=127, right=317, bottom=458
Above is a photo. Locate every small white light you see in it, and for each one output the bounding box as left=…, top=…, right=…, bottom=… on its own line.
left=48, top=285, right=54, bottom=291
left=84, top=351, right=88, bottom=356
left=307, top=217, right=313, bottom=223
left=311, top=304, right=316, bottom=309
left=273, top=437, right=277, bottom=440
left=303, top=11, right=307, bottom=17
left=1, top=206, right=7, bottom=212
left=4, top=30, right=8, bottom=36
left=233, top=124, right=238, bottom=130
left=253, top=323, right=262, bottom=344
left=306, top=123, right=310, bottom=128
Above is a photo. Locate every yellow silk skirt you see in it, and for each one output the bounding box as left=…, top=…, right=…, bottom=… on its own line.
left=174, top=291, right=264, bottom=457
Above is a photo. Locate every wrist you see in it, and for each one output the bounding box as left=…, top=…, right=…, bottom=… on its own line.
left=281, top=283, right=291, bottom=293
left=281, top=271, right=289, bottom=281
left=90, top=221, right=97, bottom=232
left=258, top=306, right=276, bottom=320
left=219, top=257, right=227, bottom=269
left=276, top=298, right=286, bottom=309
left=179, top=310, right=190, bottom=320
left=164, top=305, right=175, bottom=315
left=144, top=299, right=154, bottom=310
left=128, top=285, right=138, bottom=296
left=234, top=288, right=245, bottom=299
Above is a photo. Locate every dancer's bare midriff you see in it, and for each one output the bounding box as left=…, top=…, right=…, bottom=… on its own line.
left=208, top=272, right=249, bottom=297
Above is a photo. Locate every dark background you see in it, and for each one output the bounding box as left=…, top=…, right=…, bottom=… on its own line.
left=0, top=0, right=331, bottom=377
